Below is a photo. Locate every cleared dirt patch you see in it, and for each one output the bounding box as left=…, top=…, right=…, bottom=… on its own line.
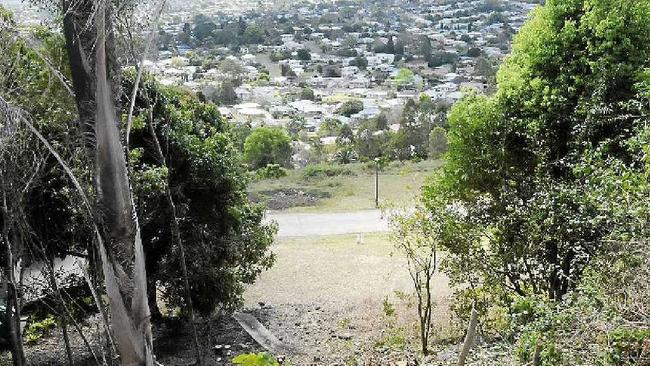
left=249, top=187, right=331, bottom=210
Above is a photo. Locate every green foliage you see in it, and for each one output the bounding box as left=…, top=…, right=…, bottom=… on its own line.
left=0, top=12, right=93, bottom=277
left=605, top=328, right=650, bottom=365
left=24, top=316, right=56, bottom=345
left=389, top=207, right=442, bottom=354
left=391, top=97, right=448, bottom=161
left=423, top=0, right=650, bottom=306
left=355, top=128, right=391, bottom=161
left=318, top=118, right=343, bottom=137
left=244, top=127, right=293, bottom=169
left=382, top=297, right=396, bottom=317
left=255, top=164, right=288, bottom=180
left=302, top=164, right=355, bottom=179
left=125, top=74, right=276, bottom=315
left=394, top=68, right=414, bottom=87
left=428, top=126, right=448, bottom=159
left=299, top=87, right=315, bottom=101
left=373, top=326, right=407, bottom=351
left=242, top=24, right=265, bottom=44
left=296, top=48, right=311, bottom=61
left=215, top=79, right=238, bottom=105
left=336, top=100, right=364, bottom=117
left=426, top=51, right=459, bottom=68
left=349, top=56, right=368, bottom=70
left=286, top=118, right=307, bottom=139
left=232, top=352, right=280, bottom=366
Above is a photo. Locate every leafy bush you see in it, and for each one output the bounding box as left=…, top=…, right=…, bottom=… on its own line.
left=232, top=352, right=280, bottom=366
left=605, top=328, right=650, bottom=365
left=336, top=100, right=363, bottom=117
left=256, top=164, right=288, bottom=180
left=24, top=316, right=56, bottom=345
left=302, top=164, right=355, bottom=179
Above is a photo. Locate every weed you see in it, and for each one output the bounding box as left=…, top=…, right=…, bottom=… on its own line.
left=24, top=316, right=56, bottom=345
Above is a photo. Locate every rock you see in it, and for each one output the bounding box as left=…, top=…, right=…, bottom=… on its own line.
left=338, top=333, right=353, bottom=340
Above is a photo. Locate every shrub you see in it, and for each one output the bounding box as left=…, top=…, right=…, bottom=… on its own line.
left=255, top=164, right=288, bottom=180
left=605, top=328, right=650, bottom=365
left=336, top=100, right=364, bottom=117
left=232, top=352, right=280, bottom=366
left=24, top=316, right=56, bottom=345
left=302, top=164, right=355, bottom=179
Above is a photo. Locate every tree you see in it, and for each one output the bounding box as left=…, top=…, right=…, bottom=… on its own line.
left=281, top=63, right=296, bottom=78
left=390, top=207, right=440, bottom=355
left=0, top=13, right=100, bottom=365
left=318, top=118, right=343, bottom=137
left=323, top=65, right=342, bottom=78
left=296, top=48, right=311, bottom=61
left=394, top=68, right=415, bottom=88
left=355, top=128, right=391, bottom=160
left=419, top=35, right=432, bottom=61
left=375, top=113, right=389, bottom=131
left=349, top=56, right=368, bottom=70
left=386, top=35, right=395, bottom=54
left=61, top=0, right=155, bottom=363
left=300, top=87, right=315, bottom=101
left=423, top=0, right=650, bottom=305
left=243, top=24, right=265, bottom=44
left=337, top=100, right=364, bottom=117
left=427, top=51, right=459, bottom=67
left=244, top=127, right=293, bottom=169
left=466, top=47, right=482, bottom=58
left=192, top=17, right=217, bottom=43
left=428, top=127, right=448, bottom=158
left=125, top=75, right=276, bottom=316
left=390, top=97, right=445, bottom=160
left=217, top=80, right=238, bottom=105
left=474, top=56, right=496, bottom=85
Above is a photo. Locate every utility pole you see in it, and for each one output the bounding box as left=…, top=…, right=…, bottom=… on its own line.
left=374, top=158, right=380, bottom=208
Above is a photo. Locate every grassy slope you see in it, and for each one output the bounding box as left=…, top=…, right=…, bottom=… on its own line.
left=249, top=159, right=443, bottom=212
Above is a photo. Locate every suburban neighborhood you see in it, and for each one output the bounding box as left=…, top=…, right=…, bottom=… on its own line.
left=137, top=0, right=538, bottom=161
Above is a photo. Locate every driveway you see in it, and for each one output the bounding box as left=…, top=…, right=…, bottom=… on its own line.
left=265, top=209, right=389, bottom=237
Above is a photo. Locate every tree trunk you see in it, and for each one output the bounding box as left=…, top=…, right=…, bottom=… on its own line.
left=61, top=1, right=154, bottom=364
left=46, top=256, right=74, bottom=366
left=457, top=306, right=478, bottom=366
left=5, top=281, right=25, bottom=366
left=2, top=193, right=26, bottom=366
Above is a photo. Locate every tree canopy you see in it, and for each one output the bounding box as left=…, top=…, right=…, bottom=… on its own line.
left=423, top=0, right=650, bottom=304
left=125, top=73, right=276, bottom=315
left=243, top=127, right=293, bottom=169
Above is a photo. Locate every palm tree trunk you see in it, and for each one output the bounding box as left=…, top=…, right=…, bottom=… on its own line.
left=61, top=1, right=154, bottom=364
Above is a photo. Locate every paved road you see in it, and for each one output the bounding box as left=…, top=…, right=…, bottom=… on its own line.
left=265, top=209, right=389, bottom=237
